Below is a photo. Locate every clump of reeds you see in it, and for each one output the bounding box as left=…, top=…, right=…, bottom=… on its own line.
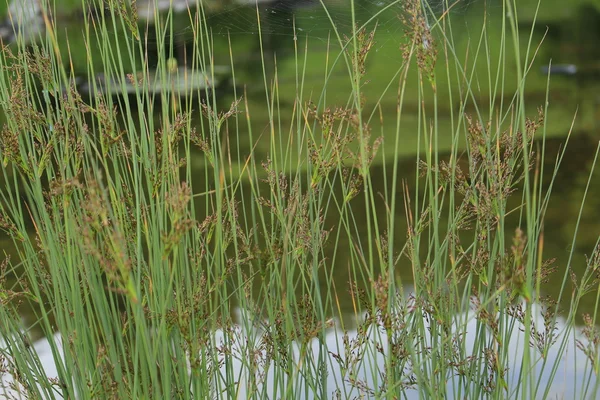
left=0, top=0, right=599, bottom=399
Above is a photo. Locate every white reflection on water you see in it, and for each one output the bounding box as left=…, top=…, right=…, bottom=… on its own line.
left=1, top=303, right=598, bottom=399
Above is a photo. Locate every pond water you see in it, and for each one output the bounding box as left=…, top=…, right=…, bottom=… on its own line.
left=0, top=0, right=598, bottom=325
left=2, top=300, right=598, bottom=398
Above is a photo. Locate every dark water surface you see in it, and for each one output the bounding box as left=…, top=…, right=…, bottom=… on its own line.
left=0, top=0, right=599, bottom=325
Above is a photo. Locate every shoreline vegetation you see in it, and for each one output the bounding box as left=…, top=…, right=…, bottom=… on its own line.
left=0, top=0, right=599, bottom=398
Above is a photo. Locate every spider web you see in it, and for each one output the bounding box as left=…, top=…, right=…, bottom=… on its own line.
left=169, top=0, right=490, bottom=49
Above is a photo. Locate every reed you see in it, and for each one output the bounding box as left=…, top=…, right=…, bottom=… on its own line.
left=0, top=0, right=599, bottom=398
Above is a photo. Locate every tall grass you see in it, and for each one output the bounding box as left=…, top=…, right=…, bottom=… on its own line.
left=0, top=0, right=599, bottom=398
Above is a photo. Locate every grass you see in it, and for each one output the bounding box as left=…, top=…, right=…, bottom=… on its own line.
left=0, top=0, right=599, bottom=398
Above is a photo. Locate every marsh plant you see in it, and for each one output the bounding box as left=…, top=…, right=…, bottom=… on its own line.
left=0, top=0, right=599, bottom=398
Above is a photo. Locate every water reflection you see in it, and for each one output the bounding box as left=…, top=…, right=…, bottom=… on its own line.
left=2, top=301, right=597, bottom=398
left=0, top=0, right=599, bottom=345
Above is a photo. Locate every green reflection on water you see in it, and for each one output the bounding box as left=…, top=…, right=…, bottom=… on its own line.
left=0, top=0, right=599, bottom=330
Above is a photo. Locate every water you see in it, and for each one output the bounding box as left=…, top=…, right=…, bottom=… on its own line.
left=2, top=301, right=597, bottom=398
left=0, top=0, right=598, bottom=314
left=0, top=0, right=598, bottom=330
